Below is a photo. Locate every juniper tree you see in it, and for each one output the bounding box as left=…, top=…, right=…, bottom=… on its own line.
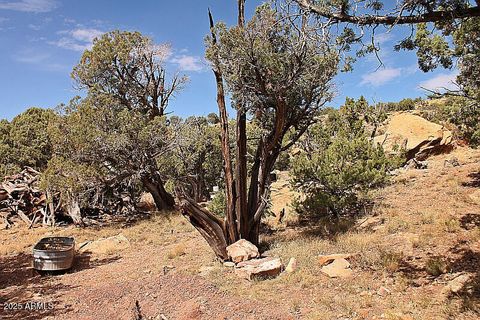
left=291, top=97, right=394, bottom=217
left=70, top=31, right=187, bottom=210
left=0, top=107, right=55, bottom=175
left=178, top=1, right=339, bottom=259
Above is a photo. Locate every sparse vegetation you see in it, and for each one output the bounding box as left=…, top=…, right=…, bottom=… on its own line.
left=1, top=1, right=480, bottom=319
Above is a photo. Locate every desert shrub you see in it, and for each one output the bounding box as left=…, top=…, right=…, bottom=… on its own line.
left=291, top=97, right=399, bottom=217
left=274, top=151, right=291, bottom=171
left=380, top=250, right=404, bottom=273
left=425, top=257, right=449, bottom=276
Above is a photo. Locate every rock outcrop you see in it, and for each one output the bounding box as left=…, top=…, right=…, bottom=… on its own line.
left=318, top=253, right=355, bottom=278
left=374, top=112, right=453, bottom=160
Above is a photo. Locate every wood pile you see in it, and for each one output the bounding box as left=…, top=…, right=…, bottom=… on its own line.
left=0, top=167, right=57, bottom=228
left=0, top=167, right=150, bottom=229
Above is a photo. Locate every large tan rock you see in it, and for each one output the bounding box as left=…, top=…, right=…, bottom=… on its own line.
left=235, top=257, right=283, bottom=280
left=78, top=234, right=130, bottom=255
left=374, top=113, right=453, bottom=160
left=321, top=258, right=353, bottom=278
left=226, top=239, right=259, bottom=263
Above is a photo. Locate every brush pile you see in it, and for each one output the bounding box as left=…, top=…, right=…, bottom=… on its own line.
left=0, top=167, right=56, bottom=228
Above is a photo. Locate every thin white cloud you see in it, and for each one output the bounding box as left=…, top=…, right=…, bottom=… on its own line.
left=361, top=67, right=402, bottom=87
left=418, top=72, right=459, bottom=91
left=14, top=51, right=49, bottom=63
left=375, top=32, right=394, bottom=45
left=28, top=23, right=41, bottom=30
left=13, top=49, right=67, bottom=71
left=0, top=0, right=57, bottom=13
left=170, top=54, right=204, bottom=72
left=51, top=28, right=104, bottom=52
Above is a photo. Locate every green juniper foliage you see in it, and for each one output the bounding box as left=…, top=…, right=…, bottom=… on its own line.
left=0, top=107, right=56, bottom=176
left=291, top=97, right=397, bottom=217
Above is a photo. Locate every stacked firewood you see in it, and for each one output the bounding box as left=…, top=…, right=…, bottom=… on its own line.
left=0, top=167, right=57, bottom=228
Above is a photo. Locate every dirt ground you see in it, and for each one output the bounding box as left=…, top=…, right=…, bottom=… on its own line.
left=1, top=146, right=479, bottom=320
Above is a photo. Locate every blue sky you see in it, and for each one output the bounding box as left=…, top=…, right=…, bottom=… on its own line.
left=0, top=0, right=459, bottom=120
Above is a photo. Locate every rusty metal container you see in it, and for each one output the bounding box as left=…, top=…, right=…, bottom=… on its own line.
left=33, top=237, right=75, bottom=271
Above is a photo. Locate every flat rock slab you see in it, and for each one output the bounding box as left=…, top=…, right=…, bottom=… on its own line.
left=235, top=257, right=283, bottom=281
left=226, top=239, right=259, bottom=263
left=320, top=258, right=353, bottom=278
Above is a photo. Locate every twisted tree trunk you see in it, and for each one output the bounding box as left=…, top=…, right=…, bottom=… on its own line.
left=180, top=0, right=273, bottom=259
left=141, top=171, right=175, bottom=211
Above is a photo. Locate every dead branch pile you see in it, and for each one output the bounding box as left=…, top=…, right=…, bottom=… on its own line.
left=0, top=167, right=156, bottom=229
left=0, top=167, right=57, bottom=228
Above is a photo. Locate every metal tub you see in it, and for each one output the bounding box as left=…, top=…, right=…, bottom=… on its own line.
left=33, top=237, right=75, bottom=271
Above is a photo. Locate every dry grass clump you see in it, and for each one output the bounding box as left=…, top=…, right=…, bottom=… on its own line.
left=166, top=243, right=187, bottom=259
left=425, top=256, right=450, bottom=276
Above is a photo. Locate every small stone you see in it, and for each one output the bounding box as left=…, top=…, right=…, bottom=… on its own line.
left=226, top=239, right=259, bottom=263
left=223, top=261, right=235, bottom=268
left=320, top=258, right=353, bottom=278
left=377, top=286, right=391, bottom=296
left=285, top=257, right=297, bottom=273
left=359, top=290, right=372, bottom=297
left=444, top=156, right=460, bottom=167
left=356, top=216, right=384, bottom=231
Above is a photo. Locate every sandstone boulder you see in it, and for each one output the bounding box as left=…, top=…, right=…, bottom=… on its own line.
left=226, top=239, right=259, bottom=263
left=235, top=257, right=283, bottom=280
left=137, top=192, right=156, bottom=211
left=374, top=113, right=453, bottom=160
left=320, top=258, right=353, bottom=278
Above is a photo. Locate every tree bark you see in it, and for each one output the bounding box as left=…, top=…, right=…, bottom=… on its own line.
left=66, top=199, right=83, bottom=225
left=295, top=0, right=480, bottom=25
left=141, top=172, right=175, bottom=211
left=236, top=108, right=249, bottom=239
left=209, top=9, right=238, bottom=243
left=235, top=0, right=250, bottom=240
left=179, top=195, right=228, bottom=260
